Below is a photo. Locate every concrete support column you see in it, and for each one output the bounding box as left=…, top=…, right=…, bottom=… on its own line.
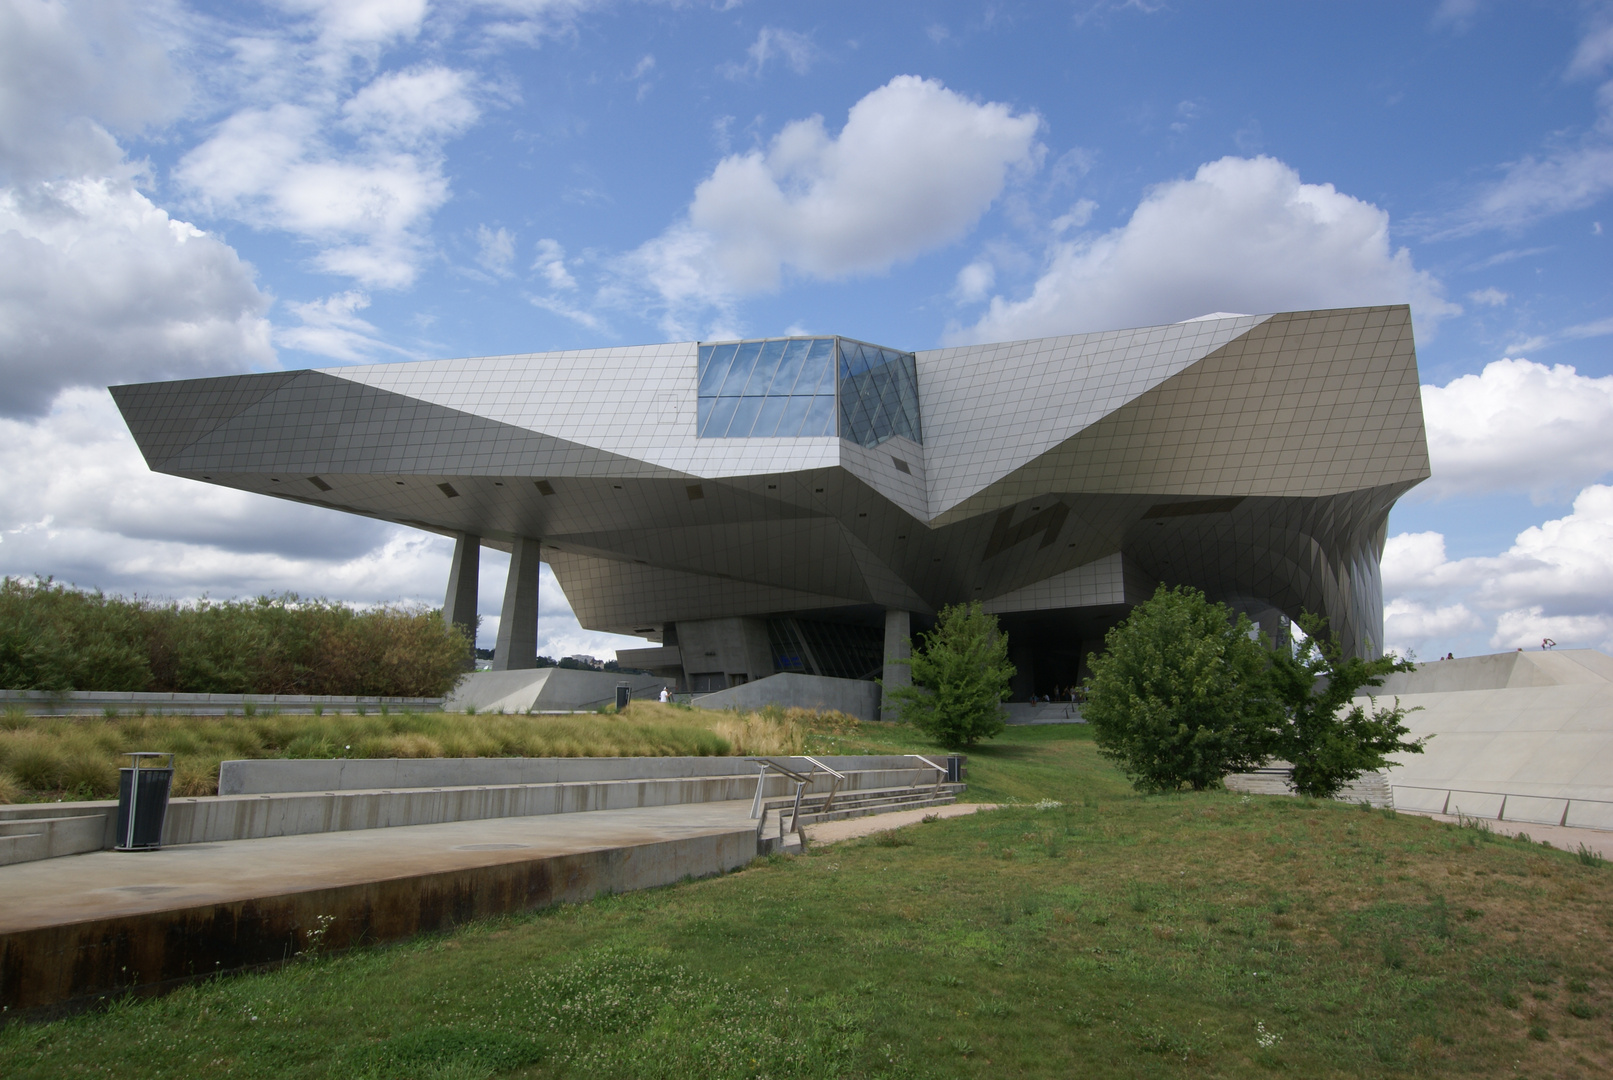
left=881, top=609, right=912, bottom=722
left=492, top=536, right=541, bottom=671
left=443, top=533, right=480, bottom=667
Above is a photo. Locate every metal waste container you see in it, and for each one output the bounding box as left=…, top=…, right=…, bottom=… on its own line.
left=946, top=754, right=966, bottom=783
left=115, top=752, right=174, bottom=851
left=615, top=682, right=631, bottom=710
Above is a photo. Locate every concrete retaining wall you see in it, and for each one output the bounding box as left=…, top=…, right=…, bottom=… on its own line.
left=693, top=672, right=882, bottom=722
left=0, top=828, right=757, bottom=1016
left=219, top=754, right=936, bottom=794
left=0, top=755, right=959, bottom=862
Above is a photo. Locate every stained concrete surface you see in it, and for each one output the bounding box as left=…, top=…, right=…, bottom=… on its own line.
left=0, top=801, right=758, bottom=1014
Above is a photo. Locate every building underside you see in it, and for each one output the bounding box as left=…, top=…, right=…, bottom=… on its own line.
left=112, top=306, right=1430, bottom=704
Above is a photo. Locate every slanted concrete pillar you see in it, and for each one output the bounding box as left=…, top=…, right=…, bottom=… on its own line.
left=881, top=609, right=912, bottom=722
left=493, top=536, right=541, bottom=671
left=443, top=533, right=480, bottom=667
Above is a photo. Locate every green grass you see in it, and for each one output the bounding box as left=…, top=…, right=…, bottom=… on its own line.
left=4, top=725, right=1613, bottom=1078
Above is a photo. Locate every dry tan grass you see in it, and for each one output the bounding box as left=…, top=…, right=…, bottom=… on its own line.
left=0, top=699, right=857, bottom=800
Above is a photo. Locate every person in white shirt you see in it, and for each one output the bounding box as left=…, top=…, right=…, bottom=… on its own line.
left=659, top=686, right=670, bottom=703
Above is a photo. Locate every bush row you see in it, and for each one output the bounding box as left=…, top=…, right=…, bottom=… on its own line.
left=0, top=577, right=470, bottom=698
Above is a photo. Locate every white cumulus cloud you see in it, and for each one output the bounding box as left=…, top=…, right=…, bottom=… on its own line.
left=1418, top=358, right=1613, bottom=501
left=957, top=155, right=1458, bottom=344
left=176, top=71, right=475, bottom=290
left=0, top=0, right=184, bottom=184
left=624, top=75, right=1041, bottom=334
left=0, top=178, right=274, bottom=416
left=1383, top=485, right=1613, bottom=655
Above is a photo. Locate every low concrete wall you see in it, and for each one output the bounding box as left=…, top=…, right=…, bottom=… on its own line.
left=220, top=754, right=935, bottom=794
left=0, top=689, right=443, bottom=716
left=693, top=672, right=882, bottom=722
left=0, top=754, right=961, bottom=865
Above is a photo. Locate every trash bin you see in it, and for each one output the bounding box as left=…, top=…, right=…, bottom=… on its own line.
left=615, top=683, right=631, bottom=710
left=115, top=752, right=174, bottom=851
left=946, top=754, right=966, bottom=784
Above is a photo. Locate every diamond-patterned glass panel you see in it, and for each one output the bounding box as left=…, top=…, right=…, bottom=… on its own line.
left=697, top=337, right=841, bottom=438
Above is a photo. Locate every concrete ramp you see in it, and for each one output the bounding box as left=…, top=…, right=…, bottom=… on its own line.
left=1360, top=650, right=1613, bottom=830
left=444, top=668, right=665, bottom=714
left=1377, top=648, right=1612, bottom=694
left=692, top=672, right=881, bottom=722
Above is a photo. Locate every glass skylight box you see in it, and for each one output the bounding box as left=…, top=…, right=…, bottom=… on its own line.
left=696, top=336, right=921, bottom=447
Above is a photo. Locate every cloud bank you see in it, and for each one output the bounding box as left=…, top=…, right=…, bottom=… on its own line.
left=957, top=155, right=1458, bottom=344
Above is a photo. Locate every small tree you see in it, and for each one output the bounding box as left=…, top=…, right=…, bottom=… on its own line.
left=1084, top=585, right=1277, bottom=792
left=1267, top=614, right=1425, bottom=799
left=884, top=601, right=1014, bottom=748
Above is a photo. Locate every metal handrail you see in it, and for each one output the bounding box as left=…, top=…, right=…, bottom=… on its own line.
left=800, top=756, right=845, bottom=816
left=907, top=754, right=947, bottom=797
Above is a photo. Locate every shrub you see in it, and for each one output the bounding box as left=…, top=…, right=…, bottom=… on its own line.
left=1083, top=585, right=1276, bottom=792
left=884, top=601, right=1013, bottom=748
left=0, top=578, right=470, bottom=698
left=1266, top=613, right=1424, bottom=799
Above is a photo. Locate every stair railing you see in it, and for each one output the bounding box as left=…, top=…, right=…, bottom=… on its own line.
left=907, top=754, right=947, bottom=797
left=799, top=756, right=846, bottom=817
left=747, top=756, right=846, bottom=844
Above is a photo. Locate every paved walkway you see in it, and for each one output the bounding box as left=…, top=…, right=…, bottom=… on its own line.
left=803, top=802, right=997, bottom=845
left=0, top=799, right=757, bottom=936
left=1400, top=810, right=1613, bottom=859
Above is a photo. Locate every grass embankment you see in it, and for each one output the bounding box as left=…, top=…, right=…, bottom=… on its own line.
left=5, top=724, right=1613, bottom=1078
left=0, top=702, right=827, bottom=802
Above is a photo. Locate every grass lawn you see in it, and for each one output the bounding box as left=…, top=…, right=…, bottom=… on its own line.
left=4, top=724, right=1612, bottom=1078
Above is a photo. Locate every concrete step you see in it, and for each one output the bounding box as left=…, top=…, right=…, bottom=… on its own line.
left=1223, top=766, right=1393, bottom=809
left=757, top=786, right=965, bottom=841
left=0, top=833, right=47, bottom=867
left=0, top=814, right=107, bottom=866
left=759, top=794, right=961, bottom=853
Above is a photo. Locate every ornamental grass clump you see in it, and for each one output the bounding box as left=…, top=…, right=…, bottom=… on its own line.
left=0, top=700, right=823, bottom=800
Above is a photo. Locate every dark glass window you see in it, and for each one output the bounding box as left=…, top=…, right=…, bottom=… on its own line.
left=695, top=336, right=921, bottom=444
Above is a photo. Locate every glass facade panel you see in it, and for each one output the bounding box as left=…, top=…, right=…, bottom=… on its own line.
left=751, top=394, right=791, bottom=438
left=725, top=395, right=764, bottom=437
left=801, top=393, right=837, bottom=437
left=770, top=338, right=811, bottom=396
left=695, top=335, right=920, bottom=443
left=774, top=393, right=815, bottom=436
left=744, top=338, right=788, bottom=396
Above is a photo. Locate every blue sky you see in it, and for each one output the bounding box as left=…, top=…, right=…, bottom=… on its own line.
left=2, top=0, right=1612, bottom=661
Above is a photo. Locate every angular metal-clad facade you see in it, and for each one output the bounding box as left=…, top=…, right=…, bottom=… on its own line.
left=112, top=306, right=1428, bottom=694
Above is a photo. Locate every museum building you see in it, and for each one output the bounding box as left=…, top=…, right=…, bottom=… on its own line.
left=111, top=305, right=1430, bottom=703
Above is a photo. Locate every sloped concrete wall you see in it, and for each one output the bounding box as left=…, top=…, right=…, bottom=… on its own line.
left=692, top=672, right=881, bottom=722
left=443, top=668, right=665, bottom=714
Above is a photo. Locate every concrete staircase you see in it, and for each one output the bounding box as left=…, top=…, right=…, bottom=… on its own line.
left=1222, top=765, right=1393, bottom=808
left=756, top=783, right=964, bottom=852
left=0, top=807, right=111, bottom=866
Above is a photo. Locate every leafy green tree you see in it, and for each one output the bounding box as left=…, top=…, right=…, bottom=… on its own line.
left=1267, top=614, right=1425, bottom=799
left=1083, top=584, right=1277, bottom=792
left=884, top=601, right=1014, bottom=748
